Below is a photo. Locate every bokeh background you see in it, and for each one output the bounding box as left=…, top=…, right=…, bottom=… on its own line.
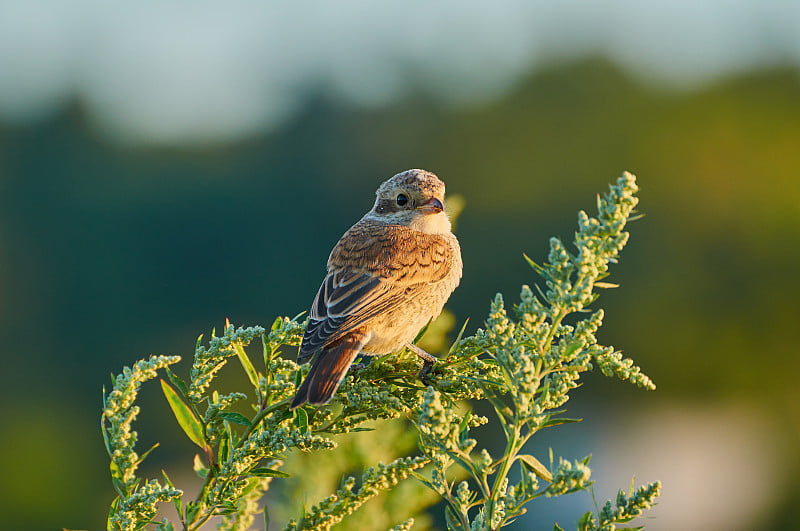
left=2, top=1, right=799, bottom=529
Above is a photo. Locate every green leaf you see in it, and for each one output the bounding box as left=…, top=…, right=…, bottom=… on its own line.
left=553, top=524, right=566, bottom=531
left=458, top=411, right=471, bottom=436
left=107, top=495, right=119, bottom=525
left=577, top=511, right=592, bottom=531
left=534, top=282, right=552, bottom=304
left=101, top=412, right=112, bottom=457
left=413, top=318, right=433, bottom=343
left=459, top=375, right=504, bottom=387
left=482, top=388, right=513, bottom=425
left=109, top=460, right=126, bottom=496
left=161, top=379, right=205, bottom=448
left=264, top=504, right=270, bottom=531
left=294, top=366, right=303, bottom=390
left=135, top=442, right=160, bottom=466
left=450, top=452, right=477, bottom=479
left=447, top=318, right=470, bottom=356
left=233, top=341, right=261, bottom=389
left=186, top=501, right=201, bottom=523
left=445, top=505, right=466, bottom=531
left=215, top=504, right=239, bottom=516
left=540, top=417, right=583, bottom=428
left=193, top=454, right=209, bottom=478
left=225, top=419, right=237, bottom=448
left=457, top=412, right=473, bottom=447
left=293, top=407, right=308, bottom=434
left=498, top=363, right=515, bottom=391
left=523, top=253, right=546, bottom=275
left=219, top=411, right=252, bottom=426
left=165, top=367, right=190, bottom=398
left=262, top=332, right=273, bottom=366
left=218, top=429, right=230, bottom=464
left=594, top=281, right=619, bottom=289
left=249, top=467, right=291, bottom=478
left=517, top=454, right=553, bottom=482
left=410, top=471, right=442, bottom=494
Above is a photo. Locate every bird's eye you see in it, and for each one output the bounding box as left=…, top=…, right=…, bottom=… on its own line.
left=396, top=193, right=408, bottom=206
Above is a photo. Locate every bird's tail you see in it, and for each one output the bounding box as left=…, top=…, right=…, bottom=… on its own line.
left=290, top=333, right=366, bottom=409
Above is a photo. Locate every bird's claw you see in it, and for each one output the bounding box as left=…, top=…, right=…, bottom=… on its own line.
left=407, top=343, right=438, bottom=386
left=418, top=359, right=436, bottom=386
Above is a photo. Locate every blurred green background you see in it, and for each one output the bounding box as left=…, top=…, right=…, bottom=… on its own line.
left=1, top=2, right=799, bottom=530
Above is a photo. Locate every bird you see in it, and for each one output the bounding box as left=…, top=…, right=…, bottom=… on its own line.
left=290, top=169, right=463, bottom=409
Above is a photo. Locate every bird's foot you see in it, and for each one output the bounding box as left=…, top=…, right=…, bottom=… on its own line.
left=406, top=343, right=437, bottom=385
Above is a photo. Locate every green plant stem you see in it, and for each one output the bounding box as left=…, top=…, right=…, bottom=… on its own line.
left=443, top=478, right=471, bottom=530
left=185, top=397, right=293, bottom=530
left=484, top=421, right=522, bottom=531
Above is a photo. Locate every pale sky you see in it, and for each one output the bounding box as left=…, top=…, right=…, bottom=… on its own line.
left=0, top=0, right=798, bottom=145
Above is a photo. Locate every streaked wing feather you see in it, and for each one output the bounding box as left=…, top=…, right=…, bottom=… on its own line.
left=298, top=281, right=411, bottom=362
left=298, top=272, right=385, bottom=362
left=298, top=220, right=455, bottom=362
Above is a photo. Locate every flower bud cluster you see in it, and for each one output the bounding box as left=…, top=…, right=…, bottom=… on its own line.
left=222, top=427, right=335, bottom=481
left=268, top=315, right=305, bottom=348
left=578, top=480, right=662, bottom=531
left=103, top=355, right=180, bottom=491
left=545, top=458, right=592, bottom=497
left=109, top=479, right=182, bottom=531
left=190, top=324, right=265, bottom=401
left=260, top=357, right=299, bottom=400
left=416, top=388, right=479, bottom=456
left=289, top=456, right=428, bottom=531
left=390, top=518, right=415, bottom=531
left=595, top=348, right=656, bottom=390
left=218, top=477, right=272, bottom=531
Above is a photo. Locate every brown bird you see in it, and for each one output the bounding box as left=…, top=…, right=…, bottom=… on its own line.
left=290, top=169, right=462, bottom=409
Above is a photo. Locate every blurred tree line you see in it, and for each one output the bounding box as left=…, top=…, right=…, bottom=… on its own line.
left=1, top=58, right=798, bottom=530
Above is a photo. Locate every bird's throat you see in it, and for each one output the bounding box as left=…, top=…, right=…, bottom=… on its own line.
left=409, top=211, right=452, bottom=235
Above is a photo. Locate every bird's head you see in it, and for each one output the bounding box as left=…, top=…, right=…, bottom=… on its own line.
left=369, top=169, right=452, bottom=234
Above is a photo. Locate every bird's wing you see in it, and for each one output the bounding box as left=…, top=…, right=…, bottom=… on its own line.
left=297, top=220, right=456, bottom=362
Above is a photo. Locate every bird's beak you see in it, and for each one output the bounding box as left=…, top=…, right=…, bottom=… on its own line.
left=418, top=197, right=444, bottom=214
